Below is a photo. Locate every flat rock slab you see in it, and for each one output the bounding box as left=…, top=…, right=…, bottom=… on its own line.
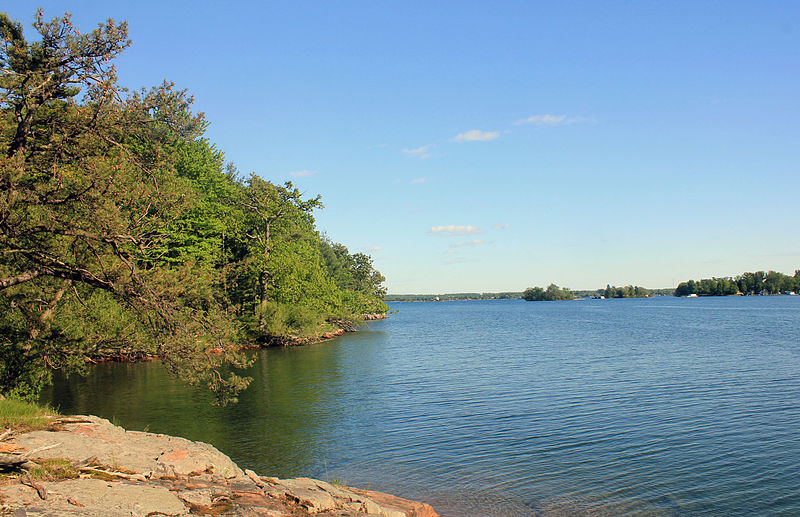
left=12, top=415, right=242, bottom=479
left=266, top=477, right=433, bottom=517
left=2, top=415, right=439, bottom=516
left=350, top=487, right=439, bottom=517
left=0, top=478, right=188, bottom=516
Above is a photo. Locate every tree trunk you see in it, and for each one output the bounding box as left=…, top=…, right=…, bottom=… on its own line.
left=29, top=281, right=69, bottom=340
left=257, top=223, right=271, bottom=327
left=258, top=271, right=269, bottom=326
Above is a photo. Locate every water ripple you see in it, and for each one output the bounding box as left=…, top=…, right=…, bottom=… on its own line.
left=43, top=296, right=800, bottom=517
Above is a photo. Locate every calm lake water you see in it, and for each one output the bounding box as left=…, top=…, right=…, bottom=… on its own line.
left=43, top=296, right=800, bottom=516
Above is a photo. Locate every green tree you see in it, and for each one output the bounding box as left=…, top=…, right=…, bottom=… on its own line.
left=522, top=286, right=546, bottom=301
left=523, top=284, right=574, bottom=301
left=0, top=11, right=248, bottom=402
left=604, top=284, right=649, bottom=298
left=0, top=10, right=389, bottom=402
left=764, top=270, right=783, bottom=295
left=318, top=237, right=387, bottom=314
left=699, top=278, right=717, bottom=296
left=240, top=175, right=322, bottom=327
left=674, top=282, right=692, bottom=297
left=737, top=272, right=763, bottom=295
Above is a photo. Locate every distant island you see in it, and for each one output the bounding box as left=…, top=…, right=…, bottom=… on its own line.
left=523, top=284, right=651, bottom=301
left=388, top=286, right=669, bottom=303
left=390, top=269, right=799, bottom=304
left=518, top=271, right=798, bottom=301
left=675, top=270, right=799, bottom=297
left=523, top=284, right=575, bottom=301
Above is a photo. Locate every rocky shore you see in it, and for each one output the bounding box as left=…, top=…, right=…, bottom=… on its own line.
left=0, top=415, right=437, bottom=516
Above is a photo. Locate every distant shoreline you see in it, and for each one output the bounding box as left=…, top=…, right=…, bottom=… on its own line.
left=387, top=292, right=799, bottom=303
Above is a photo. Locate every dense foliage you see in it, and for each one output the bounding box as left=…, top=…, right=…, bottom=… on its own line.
left=522, top=284, right=575, bottom=301
left=0, top=11, right=387, bottom=402
left=603, top=285, right=650, bottom=298
left=674, top=270, right=799, bottom=297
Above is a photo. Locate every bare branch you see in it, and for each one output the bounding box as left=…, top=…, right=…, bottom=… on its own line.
left=0, top=269, right=42, bottom=289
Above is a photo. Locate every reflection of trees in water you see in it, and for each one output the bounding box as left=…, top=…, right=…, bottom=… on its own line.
left=42, top=343, right=347, bottom=477
left=232, top=344, right=345, bottom=476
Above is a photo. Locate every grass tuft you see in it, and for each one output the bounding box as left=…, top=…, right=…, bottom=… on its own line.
left=26, top=459, right=79, bottom=481
left=0, top=399, right=58, bottom=432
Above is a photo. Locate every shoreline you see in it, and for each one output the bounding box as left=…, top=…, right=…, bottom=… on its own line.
left=88, top=312, right=389, bottom=364
left=0, top=413, right=437, bottom=516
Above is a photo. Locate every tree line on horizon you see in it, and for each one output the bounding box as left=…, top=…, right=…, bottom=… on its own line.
left=522, top=283, right=651, bottom=301
left=404, top=269, right=800, bottom=304
left=396, top=268, right=800, bottom=304
left=674, top=270, right=800, bottom=297
left=385, top=292, right=522, bottom=302
left=521, top=269, right=800, bottom=302
left=0, top=12, right=387, bottom=403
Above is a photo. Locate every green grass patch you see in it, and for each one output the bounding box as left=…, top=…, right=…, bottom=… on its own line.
left=26, top=458, right=79, bottom=481
left=0, top=458, right=79, bottom=485
left=0, top=399, right=57, bottom=432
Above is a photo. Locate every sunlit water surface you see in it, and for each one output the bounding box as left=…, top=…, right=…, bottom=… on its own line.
left=43, top=296, right=800, bottom=516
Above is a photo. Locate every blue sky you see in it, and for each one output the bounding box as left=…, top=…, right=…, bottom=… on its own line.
left=6, top=2, right=799, bottom=293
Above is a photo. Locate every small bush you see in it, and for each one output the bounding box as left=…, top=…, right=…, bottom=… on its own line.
left=260, top=302, right=333, bottom=338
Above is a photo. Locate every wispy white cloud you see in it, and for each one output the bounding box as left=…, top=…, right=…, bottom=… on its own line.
left=290, top=169, right=317, bottom=177
left=515, top=114, right=565, bottom=126
left=492, top=223, right=510, bottom=230
left=410, top=178, right=426, bottom=184
left=429, top=225, right=484, bottom=236
left=444, top=249, right=457, bottom=255
left=453, top=129, right=500, bottom=143
left=402, top=145, right=432, bottom=159
left=514, top=114, right=594, bottom=126
left=450, top=239, right=486, bottom=248
left=365, top=246, right=383, bottom=252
